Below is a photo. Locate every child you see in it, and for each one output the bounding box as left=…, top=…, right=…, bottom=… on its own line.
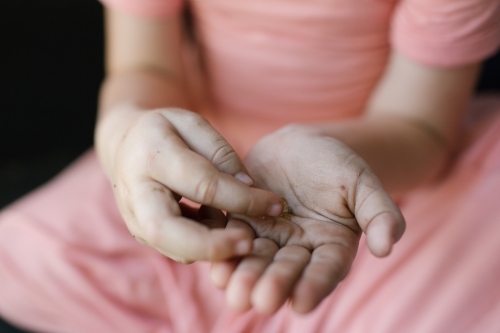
left=1, top=0, right=500, bottom=332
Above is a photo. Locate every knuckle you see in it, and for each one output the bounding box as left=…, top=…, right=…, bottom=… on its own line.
left=195, top=176, right=219, bottom=205
left=136, top=110, right=166, bottom=129
left=211, top=143, right=239, bottom=170
left=145, top=150, right=161, bottom=177
left=182, top=110, right=205, bottom=126
left=354, top=165, right=379, bottom=197
left=125, top=117, right=169, bottom=167
left=243, top=195, right=258, bottom=216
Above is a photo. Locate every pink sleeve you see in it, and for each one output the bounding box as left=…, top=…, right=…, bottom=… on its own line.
left=99, top=0, right=184, bottom=18
left=391, top=0, right=500, bottom=67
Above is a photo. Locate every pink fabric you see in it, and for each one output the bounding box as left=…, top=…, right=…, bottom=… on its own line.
left=1, top=0, right=500, bottom=332
left=99, top=0, right=500, bottom=153
left=392, top=0, right=500, bottom=67
left=190, top=0, right=396, bottom=154
left=2, top=107, right=500, bottom=333
left=99, top=0, right=183, bottom=17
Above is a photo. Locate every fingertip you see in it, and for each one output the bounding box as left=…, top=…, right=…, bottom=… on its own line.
left=228, top=227, right=254, bottom=256
left=290, top=283, right=317, bottom=314
left=252, top=300, right=279, bottom=315
left=266, top=202, right=284, bottom=217
left=247, top=194, right=283, bottom=218
left=366, top=212, right=403, bottom=257
left=234, top=172, right=254, bottom=186
left=239, top=188, right=284, bottom=218
left=367, top=235, right=392, bottom=257
left=206, top=228, right=253, bottom=261
left=211, top=260, right=237, bottom=289
left=291, top=301, right=313, bottom=315
left=251, top=281, right=282, bottom=315
left=235, top=239, right=253, bottom=256
left=226, top=277, right=253, bottom=313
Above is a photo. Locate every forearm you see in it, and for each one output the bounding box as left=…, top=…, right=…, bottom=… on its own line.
left=95, top=70, right=189, bottom=179
left=95, top=8, right=191, bottom=179
left=312, top=115, right=451, bottom=195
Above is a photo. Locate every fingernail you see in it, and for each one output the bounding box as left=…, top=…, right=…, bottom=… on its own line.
left=235, top=240, right=251, bottom=255
left=235, top=173, right=254, bottom=186
left=267, top=203, right=283, bottom=217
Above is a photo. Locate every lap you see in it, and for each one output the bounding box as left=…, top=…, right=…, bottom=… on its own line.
left=0, top=152, right=226, bottom=333
left=1, top=103, right=500, bottom=333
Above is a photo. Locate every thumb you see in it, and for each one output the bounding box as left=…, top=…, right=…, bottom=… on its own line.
left=353, top=169, right=406, bottom=257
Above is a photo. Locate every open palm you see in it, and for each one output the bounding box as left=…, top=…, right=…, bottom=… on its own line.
left=212, top=125, right=406, bottom=314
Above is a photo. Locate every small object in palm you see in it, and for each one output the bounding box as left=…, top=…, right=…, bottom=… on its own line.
left=280, top=199, right=292, bottom=221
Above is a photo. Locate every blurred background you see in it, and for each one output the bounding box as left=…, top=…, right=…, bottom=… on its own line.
left=0, top=0, right=103, bottom=211
left=0, top=1, right=499, bottom=332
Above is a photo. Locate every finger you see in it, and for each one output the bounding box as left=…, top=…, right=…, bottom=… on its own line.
left=225, top=238, right=279, bottom=312
left=365, top=211, right=404, bottom=257
left=211, top=259, right=239, bottom=289
left=165, top=110, right=254, bottom=184
left=251, top=246, right=311, bottom=314
left=354, top=170, right=406, bottom=257
left=211, top=218, right=257, bottom=288
left=291, top=243, right=354, bottom=314
left=132, top=180, right=253, bottom=262
left=226, top=218, right=256, bottom=239
left=149, top=132, right=284, bottom=217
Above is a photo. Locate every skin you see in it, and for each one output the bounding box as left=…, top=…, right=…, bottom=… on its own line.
left=212, top=54, right=479, bottom=314
left=97, top=9, right=480, bottom=313
left=96, top=11, right=284, bottom=264
left=212, top=129, right=405, bottom=314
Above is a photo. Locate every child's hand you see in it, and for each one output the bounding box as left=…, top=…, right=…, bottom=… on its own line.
left=211, top=125, right=405, bottom=313
left=101, top=107, right=284, bottom=264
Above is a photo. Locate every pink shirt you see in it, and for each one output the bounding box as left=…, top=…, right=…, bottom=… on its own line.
left=99, top=0, right=500, bottom=154
left=1, top=2, right=500, bottom=333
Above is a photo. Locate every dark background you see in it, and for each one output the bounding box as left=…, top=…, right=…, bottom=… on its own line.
left=0, top=1, right=499, bottom=332
left=0, top=0, right=103, bottom=212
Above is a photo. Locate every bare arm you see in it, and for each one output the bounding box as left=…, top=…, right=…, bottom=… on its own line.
left=316, top=51, right=480, bottom=194
left=96, top=9, right=188, bottom=176
left=95, top=9, right=283, bottom=263
left=213, top=51, right=480, bottom=314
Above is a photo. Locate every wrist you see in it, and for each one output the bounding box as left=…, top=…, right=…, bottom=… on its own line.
left=94, top=103, right=143, bottom=180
